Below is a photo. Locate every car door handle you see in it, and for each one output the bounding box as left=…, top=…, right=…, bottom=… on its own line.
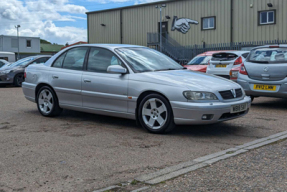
left=83, top=79, right=91, bottom=83
left=52, top=75, right=59, bottom=79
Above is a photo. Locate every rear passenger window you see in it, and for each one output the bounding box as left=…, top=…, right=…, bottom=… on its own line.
left=87, top=48, right=122, bottom=73
left=62, top=47, right=88, bottom=70
left=211, top=53, right=238, bottom=61
left=53, top=53, right=66, bottom=68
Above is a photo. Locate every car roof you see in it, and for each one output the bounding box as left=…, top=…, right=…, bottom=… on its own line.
left=198, top=50, right=238, bottom=56
left=64, top=44, right=145, bottom=50
left=250, top=44, right=287, bottom=51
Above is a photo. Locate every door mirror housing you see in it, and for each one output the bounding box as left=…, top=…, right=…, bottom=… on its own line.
left=107, top=65, right=127, bottom=74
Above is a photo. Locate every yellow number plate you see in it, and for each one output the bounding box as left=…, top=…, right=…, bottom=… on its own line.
left=253, top=84, right=276, bottom=91
left=215, top=64, right=227, bottom=68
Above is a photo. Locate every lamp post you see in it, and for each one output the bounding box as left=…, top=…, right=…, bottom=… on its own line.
left=155, top=4, right=166, bottom=52
left=15, top=25, right=20, bottom=60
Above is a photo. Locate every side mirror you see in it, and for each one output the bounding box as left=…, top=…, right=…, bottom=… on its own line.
left=107, top=65, right=127, bottom=74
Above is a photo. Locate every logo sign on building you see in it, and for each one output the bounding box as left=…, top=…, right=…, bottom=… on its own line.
left=171, top=16, right=199, bottom=34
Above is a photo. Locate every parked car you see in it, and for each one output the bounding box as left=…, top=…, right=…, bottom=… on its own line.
left=206, top=51, right=250, bottom=79
left=0, top=59, right=10, bottom=68
left=0, top=55, right=51, bottom=87
left=22, top=44, right=251, bottom=134
left=237, top=45, right=287, bottom=101
left=184, top=51, right=234, bottom=73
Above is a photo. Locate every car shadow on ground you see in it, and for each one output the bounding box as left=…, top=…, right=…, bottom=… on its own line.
left=251, top=98, right=287, bottom=110
left=54, top=109, right=245, bottom=137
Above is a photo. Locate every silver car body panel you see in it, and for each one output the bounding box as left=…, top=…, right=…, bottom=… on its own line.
left=22, top=44, right=251, bottom=125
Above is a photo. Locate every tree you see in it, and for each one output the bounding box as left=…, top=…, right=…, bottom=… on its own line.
left=40, top=39, right=51, bottom=44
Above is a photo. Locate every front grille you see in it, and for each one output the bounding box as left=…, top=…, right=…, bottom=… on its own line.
left=219, top=88, right=243, bottom=99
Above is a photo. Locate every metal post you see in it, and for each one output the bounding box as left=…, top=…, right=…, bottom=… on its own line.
left=15, top=25, right=20, bottom=60
left=160, top=7, right=162, bottom=52
left=17, top=27, right=19, bottom=60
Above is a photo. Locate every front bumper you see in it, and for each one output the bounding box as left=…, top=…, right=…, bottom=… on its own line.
left=0, top=74, right=13, bottom=84
left=237, top=75, right=287, bottom=98
left=171, top=96, right=251, bottom=125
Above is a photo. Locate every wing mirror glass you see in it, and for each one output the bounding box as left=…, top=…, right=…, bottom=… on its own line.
left=107, top=65, right=127, bottom=74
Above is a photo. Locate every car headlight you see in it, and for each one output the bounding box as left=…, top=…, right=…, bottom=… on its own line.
left=0, top=70, right=11, bottom=74
left=183, top=91, right=218, bottom=101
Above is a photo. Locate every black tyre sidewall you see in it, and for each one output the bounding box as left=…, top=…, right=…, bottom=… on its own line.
left=14, top=74, right=23, bottom=87
left=138, top=94, right=174, bottom=133
left=36, top=86, right=60, bottom=117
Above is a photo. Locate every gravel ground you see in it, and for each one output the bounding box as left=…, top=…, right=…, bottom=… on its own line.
left=146, top=139, right=287, bottom=192
left=0, top=87, right=286, bottom=191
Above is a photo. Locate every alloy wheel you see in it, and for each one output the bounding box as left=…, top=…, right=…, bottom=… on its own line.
left=142, top=98, right=168, bottom=130
left=38, top=89, right=54, bottom=115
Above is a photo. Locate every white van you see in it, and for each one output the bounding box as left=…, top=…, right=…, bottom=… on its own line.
left=0, top=52, right=16, bottom=62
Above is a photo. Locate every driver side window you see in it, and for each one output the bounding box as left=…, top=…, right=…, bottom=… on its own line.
left=87, top=48, right=122, bottom=73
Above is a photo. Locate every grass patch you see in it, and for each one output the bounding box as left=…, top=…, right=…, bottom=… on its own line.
left=130, top=180, right=138, bottom=185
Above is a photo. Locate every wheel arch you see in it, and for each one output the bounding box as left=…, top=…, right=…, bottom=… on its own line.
left=135, top=90, right=173, bottom=121
left=35, top=83, right=58, bottom=103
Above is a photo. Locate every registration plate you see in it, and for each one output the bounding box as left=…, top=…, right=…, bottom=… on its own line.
left=253, top=84, right=276, bottom=91
left=215, top=64, right=227, bottom=68
left=231, top=103, right=247, bottom=113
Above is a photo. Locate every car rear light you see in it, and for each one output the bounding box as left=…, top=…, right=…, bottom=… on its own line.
left=229, top=70, right=239, bottom=79
left=24, top=72, right=26, bottom=78
left=269, top=46, right=279, bottom=48
left=239, top=64, right=248, bottom=75
left=234, top=56, right=243, bottom=65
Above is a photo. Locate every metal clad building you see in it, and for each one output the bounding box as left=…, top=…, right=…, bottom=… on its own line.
left=87, top=0, right=287, bottom=46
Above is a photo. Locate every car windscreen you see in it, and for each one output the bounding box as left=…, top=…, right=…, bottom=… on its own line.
left=211, top=53, right=238, bottom=61
left=247, top=48, right=287, bottom=64
left=115, top=47, right=184, bottom=72
left=187, top=56, right=211, bottom=65
left=9, top=57, right=35, bottom=67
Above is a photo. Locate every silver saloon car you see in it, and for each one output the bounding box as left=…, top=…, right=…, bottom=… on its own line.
left=22, top=44, right=251, bottom=133
left=237, top=45, right=287, bottom=101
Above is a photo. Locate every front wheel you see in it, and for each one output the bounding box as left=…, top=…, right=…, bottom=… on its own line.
left=13, top=73, right=24, bottom=87
left=138, top=94, right=175, bottom=134
left=37, top=86, right=62, bottom=117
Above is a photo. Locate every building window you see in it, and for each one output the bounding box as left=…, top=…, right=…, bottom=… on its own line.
left=202, top=16, right=216, bottom=30
left=259, top=10, right=275, bottom=25
left=26, top=40, right=31, bottom=48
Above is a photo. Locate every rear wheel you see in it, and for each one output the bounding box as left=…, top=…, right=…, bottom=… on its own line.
left=13, top=73, right=24, bottom=87
left=37, top=86, right=62, bottom=117
left=138, top=94, right=175, bottom=134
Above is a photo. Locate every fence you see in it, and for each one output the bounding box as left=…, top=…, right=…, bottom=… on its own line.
left=147, top=32, right=287, bottom=64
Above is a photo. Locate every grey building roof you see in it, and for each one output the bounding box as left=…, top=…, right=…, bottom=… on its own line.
left=86, top=0, right=180, bottom=14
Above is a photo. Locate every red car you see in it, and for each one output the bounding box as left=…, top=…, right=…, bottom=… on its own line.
left=184, top=51, right=235, bottom=73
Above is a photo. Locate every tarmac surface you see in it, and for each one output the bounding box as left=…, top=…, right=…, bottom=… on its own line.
left=0, top=87, right=286, bottom=191
left=146, top=139, right=287, bottom=192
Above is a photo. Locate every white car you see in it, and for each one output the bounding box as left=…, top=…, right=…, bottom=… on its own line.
left=206, top=51, right=249, bottom=79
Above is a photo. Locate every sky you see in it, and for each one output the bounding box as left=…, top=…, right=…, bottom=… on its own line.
left=0, top=0, right=162, bottom=45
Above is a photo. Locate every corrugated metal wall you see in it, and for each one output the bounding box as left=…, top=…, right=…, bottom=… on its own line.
left=233, top=0, right=287, bottom=42
left=121, top=0, right=231, bottom=46
left=88, top=10, right=121, bottom=44
left=87, top=0, right=286, bottom=46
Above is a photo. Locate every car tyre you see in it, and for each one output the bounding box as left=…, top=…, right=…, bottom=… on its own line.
left=13, top=73, right=24, bottom=87
left=37, top=86, right=62, bottom=117
left=138, top=94, right=175, bottom=134
left=250, top=96, right=255, bottom=102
